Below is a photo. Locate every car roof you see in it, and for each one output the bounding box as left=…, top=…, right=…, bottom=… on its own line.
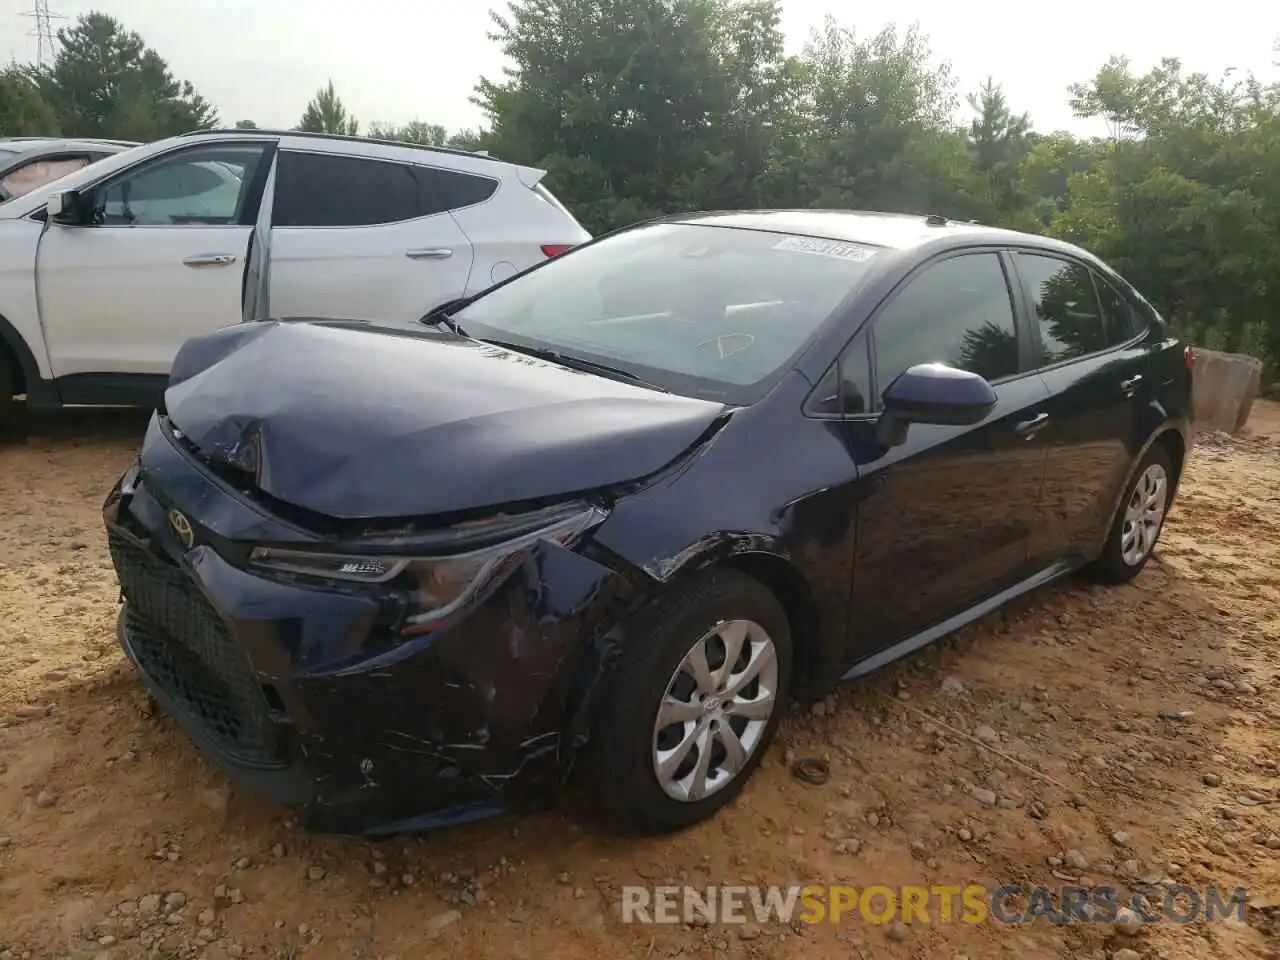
left=177, top=128, right=497, bottom=163
left=656, top=209, right=1082, bottom=256
left=0, top=137, right=138, bottom=149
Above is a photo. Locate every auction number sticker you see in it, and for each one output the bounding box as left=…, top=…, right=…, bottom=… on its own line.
left=772, top=236, right=878, bottom=261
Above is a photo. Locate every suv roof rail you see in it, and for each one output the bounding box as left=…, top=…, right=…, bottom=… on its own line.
left=177, top=128, right=498, bottom=162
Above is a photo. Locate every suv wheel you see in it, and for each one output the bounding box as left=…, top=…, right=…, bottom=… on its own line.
left=592, top=568, right=792, bottom=834
left=1088, top=444, right=1173, bottom=584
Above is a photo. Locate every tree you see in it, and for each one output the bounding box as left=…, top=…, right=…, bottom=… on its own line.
left=297, top=81, right=359, bottom=135
left=32, top=13, right=217, bottom=140
left=476, top=0, right=766, bottom=232
left=966, top=77, right=1033, bottom=220
left=0, top=66, right=60, bottom=137
left=234, top=119, right=258, bottom=129
left=367, top=120, right=449, bottom=145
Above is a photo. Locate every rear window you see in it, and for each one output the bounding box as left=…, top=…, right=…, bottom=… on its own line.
left=454, top=222, right=881, bottom=403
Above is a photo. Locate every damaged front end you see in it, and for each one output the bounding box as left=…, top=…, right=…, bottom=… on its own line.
left=103, top=413, right=655, bottom=836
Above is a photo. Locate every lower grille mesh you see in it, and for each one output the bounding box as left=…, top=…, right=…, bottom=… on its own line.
left=108, top=531, right=283, bottom=767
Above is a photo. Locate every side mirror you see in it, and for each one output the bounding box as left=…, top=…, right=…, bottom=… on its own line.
left=46, top=189, right=87, bottom=225
left=874, top=363, right=997, bottom=447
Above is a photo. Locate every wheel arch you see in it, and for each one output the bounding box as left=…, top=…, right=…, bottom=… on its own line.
left=0, top=310, right=40, bottom=394
left=665, top=544, right=822, bottom=701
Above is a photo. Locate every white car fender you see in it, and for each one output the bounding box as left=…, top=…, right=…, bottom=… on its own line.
left=0, top=217, right=52, bottom=381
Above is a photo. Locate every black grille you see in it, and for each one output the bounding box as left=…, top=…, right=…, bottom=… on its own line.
left=108, top=531, right=284, bottom=767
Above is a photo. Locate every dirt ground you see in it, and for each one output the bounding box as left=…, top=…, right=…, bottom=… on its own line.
left=1, top=403, right=1278, bottom=960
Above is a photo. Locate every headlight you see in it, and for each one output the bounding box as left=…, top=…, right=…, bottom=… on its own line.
left=248, top=503, right=607, bottom=634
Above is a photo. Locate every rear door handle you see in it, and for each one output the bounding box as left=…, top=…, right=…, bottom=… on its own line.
left=406, top=248, right=454, bottom=260
left=1014, top=412, right=1050, bottom=438
left=1120, top=374, right=1143, bottom=395
left=183, top=253, right=237, bottom=267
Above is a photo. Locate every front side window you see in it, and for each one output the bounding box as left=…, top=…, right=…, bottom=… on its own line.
left=273, top=151, right=421, bottom=227
left=94, top=144, right=264, bottom=226
left=872, top=252, right=1021, bottom=406
left=1016, top=253, right=1110, bottom=364
left=453, top=223, right=882, bottom=403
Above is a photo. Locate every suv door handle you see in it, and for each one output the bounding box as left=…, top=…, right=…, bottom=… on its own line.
left=1120, top=374, right=1143, bottom=394
left=183, top=253, right=237, bottom=267
left=406, top=248, right=454, bottom=260
left=1014, top=412, right=1050, bottom=438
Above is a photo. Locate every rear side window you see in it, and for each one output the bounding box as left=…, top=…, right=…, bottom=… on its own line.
left=273, top=151, right=421, bottom=227
left=420, top=167, right=497, bottom=213
left=1093, top=273, right=1143, bottom=345
left=872, top=252, right=1021, bottom=397
left=1016, top=253, right=1111, bottom=364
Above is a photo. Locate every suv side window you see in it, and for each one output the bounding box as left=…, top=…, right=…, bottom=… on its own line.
left=872, top=252, right=1020, bottom=407
left=419, top=167, right=498, bottom=215
left=807, top=332, right=872, bottom=417
left=1093, top=272, right=1142, bottom=346
left=94, top=143, right=266, bottom=227
left=273, top=151, right=421, bottom=227
left=1015, top=253, right=1111, bottom=364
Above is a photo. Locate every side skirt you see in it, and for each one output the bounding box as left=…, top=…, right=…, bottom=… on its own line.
left=841, top=559, right=1079, bottom=680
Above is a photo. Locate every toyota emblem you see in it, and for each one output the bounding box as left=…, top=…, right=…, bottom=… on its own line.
left=168, top=508, right=195, bottom=550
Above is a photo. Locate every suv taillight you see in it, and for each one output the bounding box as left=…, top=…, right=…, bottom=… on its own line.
left=541, top=244, right=574, bottom=258
left=1185, top=345, right=1195, bottom=372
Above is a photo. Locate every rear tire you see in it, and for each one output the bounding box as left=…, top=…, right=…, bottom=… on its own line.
left=591, top=568, right=792, bottom=834
left=1086, top=444, right=1174, bottom=584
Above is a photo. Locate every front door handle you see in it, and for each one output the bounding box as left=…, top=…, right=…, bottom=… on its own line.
left=1014, top=412, right=1050, bottom=438
left=406, top=248, right=454, bottom=260
left=1120, top=374, right=1144, bottom=395
left=183, top=253, right=237, bottom=267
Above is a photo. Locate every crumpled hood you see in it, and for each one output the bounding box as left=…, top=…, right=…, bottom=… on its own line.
left=163, top=320, right=728, bottom=520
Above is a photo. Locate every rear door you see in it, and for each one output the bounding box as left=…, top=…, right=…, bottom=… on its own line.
left=267, top=148, right=473, bottom=323
left=1009, top=249, right=1154, bottom=564
left=35, top=140, right=276, bottom=379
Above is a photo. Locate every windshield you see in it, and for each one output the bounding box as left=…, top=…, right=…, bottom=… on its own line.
left=453, top=222, right=881, bottom=403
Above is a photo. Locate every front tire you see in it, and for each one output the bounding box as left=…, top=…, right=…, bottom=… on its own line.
left=592, top=568, right=793, bottom=834
left=1087, top=444, right=1173, bottom=584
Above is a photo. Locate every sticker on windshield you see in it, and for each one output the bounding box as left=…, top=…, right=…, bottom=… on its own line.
left=772, top=236, right=877, bottom=262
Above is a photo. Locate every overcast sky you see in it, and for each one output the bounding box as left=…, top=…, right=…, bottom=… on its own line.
left=3, top=0, right=1277, bottom=137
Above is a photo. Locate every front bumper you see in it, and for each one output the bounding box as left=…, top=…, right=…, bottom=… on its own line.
left=103, top=415, right=637, bottom=835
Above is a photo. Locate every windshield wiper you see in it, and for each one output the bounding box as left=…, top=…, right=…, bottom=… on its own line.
left=480, top=340, right=670, bottom=393
left=419, top=297, right=470, bottom=336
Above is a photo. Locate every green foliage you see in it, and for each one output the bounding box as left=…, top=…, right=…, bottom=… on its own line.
left=297, top=81, right=359, bottom=135
left=32, top=13, right=217, bottom=139
left=0, top=66, right=60, bottom=137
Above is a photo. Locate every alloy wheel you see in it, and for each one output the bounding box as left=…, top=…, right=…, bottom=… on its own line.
left=1121, top=462, right=1168, bottom=566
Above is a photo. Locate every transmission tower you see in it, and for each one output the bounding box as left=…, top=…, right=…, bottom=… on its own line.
left=21, top=0, right=64, bottom=67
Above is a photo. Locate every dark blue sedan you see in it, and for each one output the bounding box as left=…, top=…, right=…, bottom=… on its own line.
left=103, top=210, right=1193, bottom=836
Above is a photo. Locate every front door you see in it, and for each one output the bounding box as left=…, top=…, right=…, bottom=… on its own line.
left=36, top=140, right=275, bottom=379
left=266, top=148, right=474, bottom=324
left=844, top=250, right=1052, bottom=656
left=1008, top=250, right=1154, bottom=563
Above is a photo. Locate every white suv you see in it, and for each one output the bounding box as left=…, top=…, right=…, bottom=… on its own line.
left=0, top=129, right=590, bottom=419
